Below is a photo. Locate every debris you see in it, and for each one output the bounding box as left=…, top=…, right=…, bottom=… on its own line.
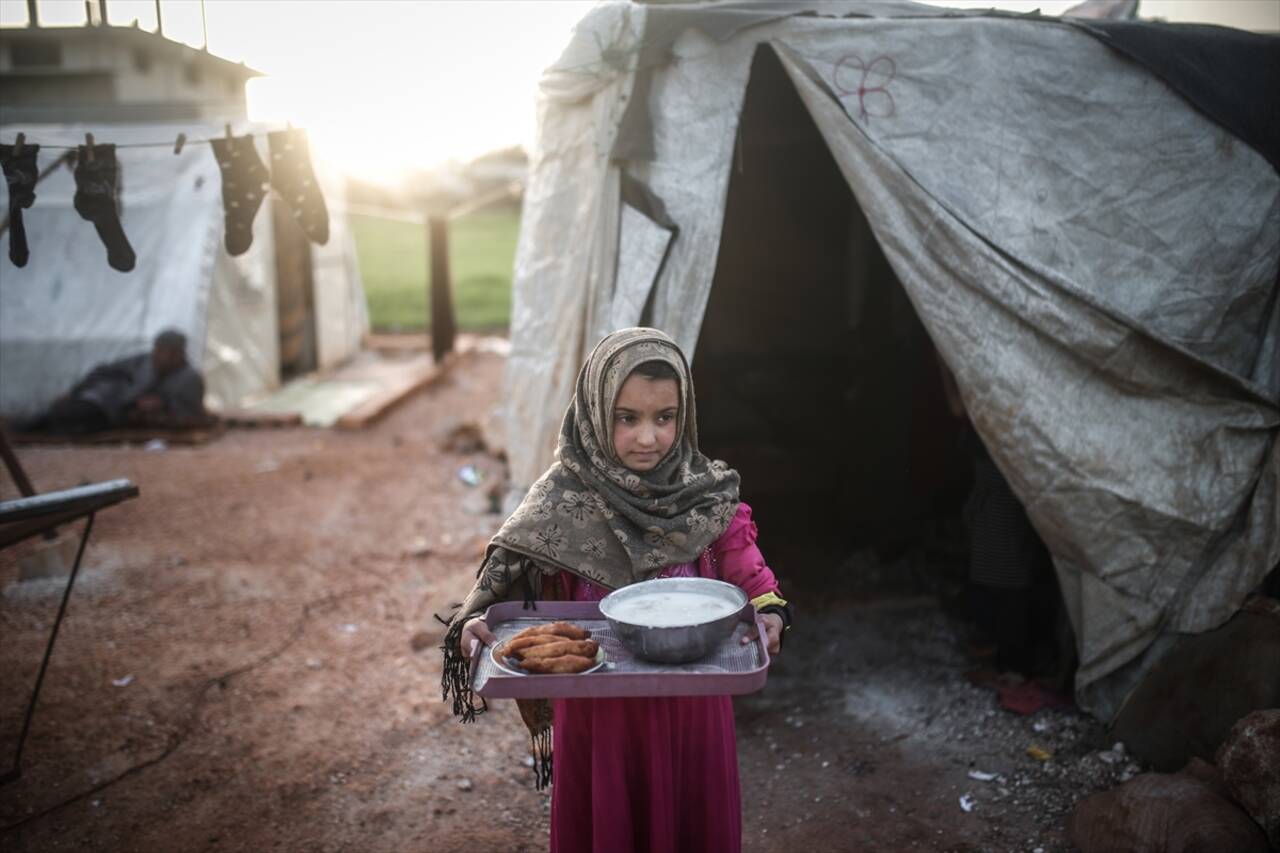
left=409, top=631, right=434, bottom=653
left=254, top=459, right=280, bottom=473
left=1097, top=743, right=1126, bottom=765
left=998, top=682, right=1072, bottom=715
left=112, top=674, right=134, bottom=687
left=405, top=537, right=432, bottom=558
left=967, top=770, right=999, bottom=782
left=1027, top=745, right=1053, bottom=761
left=440, top=421, right=488, bottom=454
left=338, top=623, right=359, bottom=634
left=959, top=793, right=976, bottom=812
left=143, top=439, right=168, bottom=452
left=458, top=465, right=482, bottom=487
left=305, top=658, right=323, bottom=670
left=456, top=778, right=473, bottom=792
left=1032, top=719, right=1051, bottom=733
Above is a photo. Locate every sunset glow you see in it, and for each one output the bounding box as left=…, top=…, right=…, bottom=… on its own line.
left=4, top=0, right=1275, bottom=183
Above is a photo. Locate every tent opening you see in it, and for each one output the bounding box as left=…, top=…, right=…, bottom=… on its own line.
left=694, top=45, right=972, bottom=574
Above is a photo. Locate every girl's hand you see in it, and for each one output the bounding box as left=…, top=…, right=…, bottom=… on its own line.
left=460, top=617, right=496, bottom=660
left=743, top=612, right=784, bottom=657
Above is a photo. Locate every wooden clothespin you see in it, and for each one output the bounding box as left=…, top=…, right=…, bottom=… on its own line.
left=173, top=132, right=187, bottom=155
left=13, top=133, right=25, bottom=155
left=84, top=133, right=95, bottom=161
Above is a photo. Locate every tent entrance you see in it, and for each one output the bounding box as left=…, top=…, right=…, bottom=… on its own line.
left=694, top=46, right=970, bottom=565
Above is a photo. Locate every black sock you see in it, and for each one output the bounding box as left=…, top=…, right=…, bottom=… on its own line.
left=1, top=142, right=39, bottom=267
left=74, top=143, right=136, bottom=273
left=210, top=135, right=270, bottom=256
left=268, top=129, right=329, bottom=245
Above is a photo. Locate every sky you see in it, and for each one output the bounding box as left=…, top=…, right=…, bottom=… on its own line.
left=3, top=0, right=1277, bottom=184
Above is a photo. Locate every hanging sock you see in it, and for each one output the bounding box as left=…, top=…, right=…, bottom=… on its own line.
left=211, top=134, right=270, bottom=256
left=268, top=128, right=329, bottom=245
left=0, top=141, right=40, bottom=268
left=74, top=143, right=136, bottom=272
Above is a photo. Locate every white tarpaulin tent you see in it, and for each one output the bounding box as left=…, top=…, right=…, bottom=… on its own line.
left=503, top=1, right=1279, bottom=718
left=0, top=121, right=367, bottom=417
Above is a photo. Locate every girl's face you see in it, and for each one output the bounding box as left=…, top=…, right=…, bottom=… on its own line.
left=612, top=374, right=679, bottom=472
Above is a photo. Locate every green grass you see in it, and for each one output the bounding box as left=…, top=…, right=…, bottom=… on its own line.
left=352, top=208, right=519, bottom=331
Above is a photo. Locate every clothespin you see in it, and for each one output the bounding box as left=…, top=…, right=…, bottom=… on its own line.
left=13, top=133, right=24, bottom=155
left=84, top=133, right=95, bottom=161
left=173, top=132, right=187, bottom=155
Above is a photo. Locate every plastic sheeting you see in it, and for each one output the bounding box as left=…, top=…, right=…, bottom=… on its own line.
left=504, top=2, right=1280, bottom=720
left=0, top=121, right=367, bottom=417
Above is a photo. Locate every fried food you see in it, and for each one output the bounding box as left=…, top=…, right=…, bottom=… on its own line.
left=500, top=634, right=563, bottom=658
left=517, top=639, right=599, bottom=662
left=519, top=654, right=596, bottom=674
left=509, top=621, right=592, bottom=642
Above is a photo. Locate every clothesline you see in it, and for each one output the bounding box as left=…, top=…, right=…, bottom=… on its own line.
left=0, top=126, right=299, bottom=155
left=1, top=125, right=329, bottom=272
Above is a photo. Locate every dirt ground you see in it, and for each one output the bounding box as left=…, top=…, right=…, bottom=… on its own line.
left=1, top=346, right=1139, bottom=852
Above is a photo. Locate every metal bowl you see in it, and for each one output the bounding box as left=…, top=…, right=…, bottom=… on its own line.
left=599, top=577, right=748, bottom=664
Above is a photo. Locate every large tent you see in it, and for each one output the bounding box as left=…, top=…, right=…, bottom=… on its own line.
left=503, top=0, right=1280, bottom=719
left=0, top=120, right=367, bottom=418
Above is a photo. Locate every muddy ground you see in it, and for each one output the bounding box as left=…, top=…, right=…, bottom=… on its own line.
left=1, top=346, right=1138, bottom=852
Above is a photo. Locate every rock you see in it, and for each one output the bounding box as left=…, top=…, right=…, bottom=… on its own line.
left=1216, top=709, right=1280, bottom=848
left=456, top=778, right=473, bottom=792
left=17, top=534, right=81, bottom=581
left=1067, top=762, right=1269, bottom=853
left=1111, top=602, right=1280, bottom=771
left=440, top=422, right=487, bottom=454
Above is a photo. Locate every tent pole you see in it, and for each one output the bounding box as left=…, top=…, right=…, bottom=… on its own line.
left=427, top=216, right=456, bottom=363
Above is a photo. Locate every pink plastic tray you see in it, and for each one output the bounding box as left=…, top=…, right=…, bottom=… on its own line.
left=471, top=601, right=770, bottom=699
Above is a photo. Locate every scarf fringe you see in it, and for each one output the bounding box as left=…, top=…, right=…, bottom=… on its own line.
left=438, top=610, right=487, bottom=723
left=531, top=724, right=553, bottom=790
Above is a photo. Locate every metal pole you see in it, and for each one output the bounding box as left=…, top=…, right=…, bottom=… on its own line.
left=200, top=0, right=208, bottom=50
left=3, top=513, right=95, bottom=785
left=0, top=426, right=36, bottom=497
left=428, top=216, right=456, bottom=363
left=155, top=0, right=163, bottom=36
left=26, top=0, right=38, bottom=28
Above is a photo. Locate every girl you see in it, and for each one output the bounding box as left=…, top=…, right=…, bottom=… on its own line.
left=441, top=327, right=791, bottom=853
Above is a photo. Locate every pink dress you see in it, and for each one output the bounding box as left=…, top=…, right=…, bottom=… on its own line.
left=550, top=503, right=780, bottom=853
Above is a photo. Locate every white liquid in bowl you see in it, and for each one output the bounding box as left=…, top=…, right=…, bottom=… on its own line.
left=608, top=591, right=739, bottom=627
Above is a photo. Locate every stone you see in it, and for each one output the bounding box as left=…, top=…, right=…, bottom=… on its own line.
left=1216, top=709, right=1280, bottom=849
left=17, top=534, right=81, bottom=581
left=1111, top=601, right=1280, bottom=771
left=1067, top=761, right=1269, bottom=853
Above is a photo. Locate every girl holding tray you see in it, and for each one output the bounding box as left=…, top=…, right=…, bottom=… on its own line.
left=441, top=327, right=792, bottom=853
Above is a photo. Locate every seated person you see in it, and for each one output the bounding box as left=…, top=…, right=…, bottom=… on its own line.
left=24, top=329, right=207, bottom=435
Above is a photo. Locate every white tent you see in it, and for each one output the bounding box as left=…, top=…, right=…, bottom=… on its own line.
left=0, top=121, right=366, bottom=417
left=503, top=1, right=1279, bottom=718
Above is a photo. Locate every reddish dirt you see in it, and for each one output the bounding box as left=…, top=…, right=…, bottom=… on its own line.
left=1, top=348, right=1123, bottom=852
